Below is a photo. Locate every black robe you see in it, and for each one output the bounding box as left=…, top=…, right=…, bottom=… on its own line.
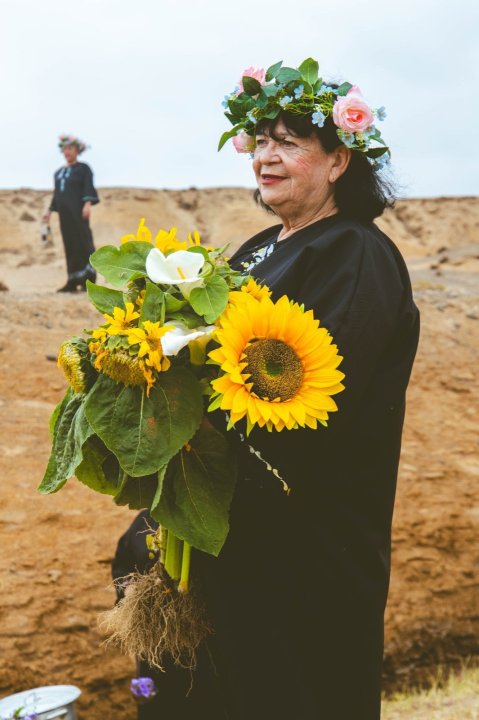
left=112, top=215, right=419, bottom=720
left=49, top=162, right=99, bottom=283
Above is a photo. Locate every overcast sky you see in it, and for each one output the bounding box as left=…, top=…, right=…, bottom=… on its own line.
left=1, top=0, right=477, bottom=197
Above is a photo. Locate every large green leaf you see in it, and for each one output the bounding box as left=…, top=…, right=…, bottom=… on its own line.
left=114, top=470, right=161, bottom=510
left=218, top=127, right=242, bottom=151
left=151, top=419, right=238, bottom=556
left=298, top=58, right=319, bottom=85
left=75, top=436, right=120, bottom=496
left=189, top=275, right=229, bottom=323
left=49, top=388, right=73, bottom=439
left=86, top=281, right=125, bottom=315
left=84, top=369, right=203, bottom=476
left=336, top=82, right=352, bottom=97
left=276, top=67, right=302, bottom=84
left=39, top=396, right=94, bottom=494
left=90, top=242, right=151, bottom=288
left=140, top=281, right=166, bottom=324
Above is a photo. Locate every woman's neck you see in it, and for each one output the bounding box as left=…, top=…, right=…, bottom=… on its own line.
left=277, top=206, right=338, bottom=241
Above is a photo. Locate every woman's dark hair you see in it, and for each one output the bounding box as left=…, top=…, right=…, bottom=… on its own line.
left=254, top=110, right=396, bottom=223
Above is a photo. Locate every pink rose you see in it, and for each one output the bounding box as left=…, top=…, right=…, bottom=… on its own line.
left=232, top=131, right=255, bottom=154
left=238, top=66, right=266, bottom=93
left=332, top=85, right=374, bottom=133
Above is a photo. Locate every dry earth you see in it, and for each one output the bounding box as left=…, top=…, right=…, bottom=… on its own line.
left=0, top=188, right=478, bottom=718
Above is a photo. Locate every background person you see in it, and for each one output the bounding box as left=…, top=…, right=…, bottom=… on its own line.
left=43, top=134, right=99, bottom=292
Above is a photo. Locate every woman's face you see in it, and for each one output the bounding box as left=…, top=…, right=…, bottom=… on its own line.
left=62, top=144, right=79, bottom=164
left=252, top=119, right=348, bottom=219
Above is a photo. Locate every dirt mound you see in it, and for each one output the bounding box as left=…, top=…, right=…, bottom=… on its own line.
left=0, top=188, right=477, bottom=718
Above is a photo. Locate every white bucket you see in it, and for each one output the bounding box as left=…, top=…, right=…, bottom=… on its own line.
left=0, top=685, right=81, bottom=719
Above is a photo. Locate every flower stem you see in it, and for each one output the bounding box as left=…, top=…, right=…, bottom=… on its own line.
left=178, top=541, right=191, bottom=593
left=159, top=526, right=168, bottom=565
left=164, top=531, right=181, bottom=581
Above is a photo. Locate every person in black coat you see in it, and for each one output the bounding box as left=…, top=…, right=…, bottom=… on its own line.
left=43, top=134, right=99, bottom=292
left=113, top=68, right=420, bottom=720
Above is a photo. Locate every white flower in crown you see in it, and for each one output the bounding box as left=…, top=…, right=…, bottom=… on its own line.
left=146, top=248, right=205, bottom=297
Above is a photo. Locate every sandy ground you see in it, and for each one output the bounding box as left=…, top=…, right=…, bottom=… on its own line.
left=0, top=188, right=478, bottom=718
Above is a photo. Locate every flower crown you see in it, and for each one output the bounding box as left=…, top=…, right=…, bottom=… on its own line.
left=58, top=134, right=88, bottom=154
left=219, top=58, right=390, bottom=168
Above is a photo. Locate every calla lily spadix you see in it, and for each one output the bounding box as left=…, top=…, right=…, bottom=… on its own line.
left=146, top=248, right=205, bottom=296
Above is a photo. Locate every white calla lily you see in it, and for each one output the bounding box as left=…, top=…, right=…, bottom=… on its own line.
left=161, top=321, right=215, bottom=357
left=146, top=248, right=205, bottom=296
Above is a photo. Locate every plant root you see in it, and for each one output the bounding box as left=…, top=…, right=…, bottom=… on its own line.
left=99, top=562, right=211, bottom=672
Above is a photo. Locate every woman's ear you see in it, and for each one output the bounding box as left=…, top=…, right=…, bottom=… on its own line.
left=329, top=146, right=352, bottom=183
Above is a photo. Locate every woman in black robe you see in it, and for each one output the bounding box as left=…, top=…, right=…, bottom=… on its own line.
left=114, top=68, right=419, bottom=720
left=43, top=135, right=99, bottom=292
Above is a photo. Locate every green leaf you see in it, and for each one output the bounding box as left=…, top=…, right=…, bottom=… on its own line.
left=75, top=436, right=120, bottom=496
left=336, top=82, right=352, bottom=97
left=151, top=419, right=238, bottom=556
left=265, top=61, right=283, bottom=81
left=263, top=106, right=281, bottom=120
left=49, top=388, right=73, bottom=439
left=365, top=147, right=389, bottom=158
left=86, top=280, right=125, bottom=315
left=39, top=396, right=94, bottom=494
left=189, top=275, right=229, bottom=323
left=260, top=84, right=279, bottom=99
left=90, top=242, right=151, bottom=289
left=114, top=470, right=161, bottom=510
left=140, top=281, right=165, bottom=324
left=298, top=58, right=319, bottom=85
left=84, top=369, right=203, bottom=476
left=242, top=75, right=262, bottom=96
left=218, top=128, right=241, bottom=151
left=165, top=293, right=187, bottom=313
left=276, top=67, right=302, bottom=84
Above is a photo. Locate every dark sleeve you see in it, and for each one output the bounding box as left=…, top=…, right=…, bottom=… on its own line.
left=49, top=174, right=57, bottom=212
left=111, top=510, right=158, bottom=602
left=81, top=164, right=99, bottom=205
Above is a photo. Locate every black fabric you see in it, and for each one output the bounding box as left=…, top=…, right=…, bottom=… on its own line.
left=112, top=215, right=419, bottom=719
left=49, top=162, right=99, bottom=282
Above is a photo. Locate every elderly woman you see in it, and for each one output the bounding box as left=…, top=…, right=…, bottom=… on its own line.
left=43, top=134, right=99, bottom=292
left=145, top=59, right=419, bottom=720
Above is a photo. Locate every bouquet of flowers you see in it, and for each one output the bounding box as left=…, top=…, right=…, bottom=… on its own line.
left=40, top=219, right=345, bottom=668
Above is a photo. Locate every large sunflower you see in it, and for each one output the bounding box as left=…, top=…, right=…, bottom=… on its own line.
left=208, top=293, right=345, bottom=433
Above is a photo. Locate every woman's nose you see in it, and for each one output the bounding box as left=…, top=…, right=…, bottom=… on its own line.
left=256, top=141, right=280, bottom=162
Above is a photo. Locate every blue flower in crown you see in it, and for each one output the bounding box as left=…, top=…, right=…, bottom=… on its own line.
left=312, top=110, right=326, bottom=127
left=279, top=95, right=293, bottom=108
left=294, top=84, right=304, bottom=99
left=376, top=106, right=387, bottom=121
left=247, top=111, right=257, bottom=124
left=374, top=153, right=390, bottom=170
left=221, top=95, right=230, bottom=109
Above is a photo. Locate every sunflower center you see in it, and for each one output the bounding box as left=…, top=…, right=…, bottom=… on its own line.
left=243, top=338, right=303, bottom=401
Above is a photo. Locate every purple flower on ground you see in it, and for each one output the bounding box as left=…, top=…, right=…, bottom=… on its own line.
left=23, top=714, right=39, bottom=720
left=130, top=677, right=157, bottom=701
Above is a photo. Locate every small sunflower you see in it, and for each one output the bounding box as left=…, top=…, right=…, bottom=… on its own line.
left=104, top=303, right=140, bottom=336
left=120, top=217, right=152, bottom=244
left=208, top=294, right=345, bottom=434
left=127, top=320, right=173, bottom=372
left=57, top=338, right=92, bottom=394
left=228, top=278, right=272, bottom=305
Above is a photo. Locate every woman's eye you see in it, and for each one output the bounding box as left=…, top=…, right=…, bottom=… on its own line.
left=281, top=139, right=295, bottom=147
left=256, top=138, right=267, bottom=147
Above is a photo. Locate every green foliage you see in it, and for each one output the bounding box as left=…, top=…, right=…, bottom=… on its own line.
left=39, top=394, right=93, bottom=494
left=265, top=60, right=283, bottom=81
left=140, top=281, right=166, bottom=324
left=114, top=471, right=161, bottom=510
left=242, top=75, right=262, bottom=96
left=336, top=82, right=353, bottom=96
left=298, top=58, right=319, bottom=85
left=276, top=66, right=302, bottom=84
left=189, top=275, right=229, bottom=323
left=151, top=419, right=238, bottom=556
left=86, top=281, right=125, bottom=315
left=90, top=242, right=151, bottom=288
left=75, top=436, right=120, bottom=496
left=84, top=369, right=203, bottom=476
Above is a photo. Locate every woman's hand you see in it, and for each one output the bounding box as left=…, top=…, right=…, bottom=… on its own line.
left=82, top=201, right=92, bottom=220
